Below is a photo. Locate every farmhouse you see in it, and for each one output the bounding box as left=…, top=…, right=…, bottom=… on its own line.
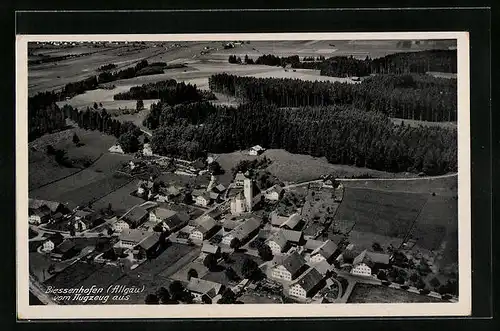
left=270, top=211, right=289, bottom=228
left=51, top=240, right=80, bottom=261
left=135, top=232, right=162, bottom=259
left=149, top=207, right=176, bottom=223
left=288, top=267, right=325, bottom=299
left=192, top=190, right=211, bottom=207
left=280, top=213, right=304, bottom=231
left=264, top=184, right=284, bottom=201
left=266, top=231, right=289, bottom=255
left=248, top=145, right=266, bottom=156
left=187, top=278, right=225, bottom=304
left=304, top=239, right=324, bottom=253
left=112, top=219, right=130, bottom=233
left=189, top=215, right=220, bottom=242
left=124, top=206, right=149, bottom=228
left=213, top=184, right=226, bottom=194
left=351, top=250, right=391, bottom=277
left=202, top=243, right=221, bottom=256
left=142, top=143, right=153, bottom=156
left=309, top=240, right=338, bottom=264
left=117, top=229, right=152, bottom=249
left=163, top=212, right=190, bottom=233
left=28, top=199, right=65, bottom=225
left=221, top=217, right=261, bottom=247
left=108, top=144, right=124, bottom=154
left=271, top=251, right=308, bottom=281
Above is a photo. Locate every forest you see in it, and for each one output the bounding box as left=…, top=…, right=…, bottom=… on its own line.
left=113, top=79, right=214, bottom=106
left=208, top=73, right=457, bottom=121
left=146, top=101, right=457, bottom=175
left=234, top=50, right=457, bottom=77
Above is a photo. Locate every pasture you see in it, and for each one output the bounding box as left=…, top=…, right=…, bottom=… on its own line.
left=334, top=187, right=428, bottom=239
left=347, top=283, right=442, bottom=303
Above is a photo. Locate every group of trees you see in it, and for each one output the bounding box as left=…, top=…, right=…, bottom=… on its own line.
left=208, top=73, right=457, bottom=121
left=97, top=63, right=117, bottom=71
left=235, top=50, right=457, bottom=76
left=28, top=102, right=66, bottom=141
left=147, top=101, right=457, bottom=175
left=113, top=79, right=206, bottom=106
left=62, top=105, right=142, bottom=153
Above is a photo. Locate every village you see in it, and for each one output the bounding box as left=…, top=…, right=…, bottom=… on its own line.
left=28, top=141, right=456, bottom=305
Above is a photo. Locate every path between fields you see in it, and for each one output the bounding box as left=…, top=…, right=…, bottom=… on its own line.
left=283, top=172, right=458, bottom=189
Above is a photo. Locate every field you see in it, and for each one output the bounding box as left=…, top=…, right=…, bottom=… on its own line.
left=91, top=179, right=144, bottom=216
left=215, top=149, right=409, bottom=186
left=29, top=127, right=121, bottom=190
left=390, top=118, right=457, bottom=129
left=347, top=283, right=443, bottom=303
left=334, top=187, right=428, bottom=239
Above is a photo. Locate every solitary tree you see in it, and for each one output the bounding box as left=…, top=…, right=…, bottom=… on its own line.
left=72, top=133, right=80, bottom=145
left=187, top=268, right=198, bottom=280
left=257, top=244, right=274, bottom=261
left=203, top=253, right=218, bottom=271
left=93, top=102, right=98, bottom=110
left=136, top=99, right=144, bottom=111
left=118, top=131, right=140, bottom=153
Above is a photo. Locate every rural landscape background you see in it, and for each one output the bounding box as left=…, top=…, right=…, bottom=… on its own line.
left=27, top=39, right=459, bottom=306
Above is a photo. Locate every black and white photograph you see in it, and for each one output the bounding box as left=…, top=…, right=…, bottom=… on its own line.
left=16, top=32, right=471, bottom=319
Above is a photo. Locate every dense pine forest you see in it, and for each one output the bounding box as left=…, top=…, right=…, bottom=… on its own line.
left=209, top=73, right=457, bottom=121
left=237, top=50, right=457, bottom=77
left=145, top=101, right=457, bottom=175
left=113, top=79, right=215, bottom=106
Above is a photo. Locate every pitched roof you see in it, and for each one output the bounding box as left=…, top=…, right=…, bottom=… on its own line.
left=280, top=251, right=306, bottom=275
left=281, top=213, right=302, bottom=229
left=267, top=230, right=288, bottom=249
left=202, top=243, right=220, bottom=254
left=55, top=240, right=77, bottom=253
left=222, top=220, right=240, bottom=230
left=311, top=240, right=338, bottom=259
left=229, top=217, right=260, bottom=241
left=138, top=232, right=161, bottom=250
left=267, top=184, right=284, bottom=195
left=119, top=229, right=151, bottom=244
left=251, top=145, right=265, bottom=151
left=214, top=184, right=226, bottom=193
left=153, top=208, right=177, bottom=220
left=294, top=267, right=324, bottom=293
left=125, top=206, right=148, bottom=224
left=235, top=172, right=247, bottom=182
left=164, top=212, right=189, bottom=229
left=75, top=210, right=92, bottom=219
left=187, top=277, right=223, bottom=296
left=281, top=229, right=303, bottom=243
left=29, top=199, right=62, bottom=213
left=194, top=215, right=218, bottom=234
left=270, top=212, right=288, bottom=227
left=191, top=189, right=206, bottom=197
left=312, top=260, right=331, bottom=276
left=304, top=239, right=324, bottom=252
left=353, top=250, right=390, bottom=268
left=209, top=192, right=219, bottom=200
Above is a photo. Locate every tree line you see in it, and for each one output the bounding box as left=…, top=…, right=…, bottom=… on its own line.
left=113, top=79, right=212, bottom=106
left=232, top=50, right=457, bottom=76
left=208, top=73, right=457, bottom=121
left=147, top=101, right=457, bottom=175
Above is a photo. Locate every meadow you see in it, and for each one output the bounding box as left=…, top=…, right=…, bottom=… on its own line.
left=347, top=283, right=443, bottom=303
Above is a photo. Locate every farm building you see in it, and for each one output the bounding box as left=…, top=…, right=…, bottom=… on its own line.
left=271, top=251, right=308, bottom=281
left=28, top=198, right=66, bottom=225
left=187, top=278, right=225, bottom=304
left=51, top=240, right=80, bottom=261
left=117, top=229, right=153, bottom=249
left=189, top=215, right=220, bottom=242
left=123, top=206, right=149, bottom=228
left=303, top=239, right=325, bottom=253
left=163, top=212, right=190, bottom=233
left=112, top=219, right=130, bottom=233
left=270, top=211, right=289, bottom=227
left=221, top=217, right=261, bottom=247
left=288, top=267, right=325, bottom=299
left=192, top=190, right=211, bottom=207
left=248, top=145, right=266, bottom=156
left=108, top=144, right=124, bottom=154
left=280, top=213, right=304, bottom=231
left=135, top=232, right=162, bottom=259
left=264, top=184, right=284, bottom=201
left=309, top=240, right=339, bottom=264
left=202, top=243, right=221, bottom=256
left=351, top=250, right=391, bottom=277
left=149, top=207, right=177, bottom=223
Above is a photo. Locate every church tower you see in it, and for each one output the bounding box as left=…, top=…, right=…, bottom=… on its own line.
left=244, top=177, right=253, bottom=212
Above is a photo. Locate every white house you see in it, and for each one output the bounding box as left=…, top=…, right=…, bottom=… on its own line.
left=189, top=215, right=219, bottom=242
left=142, top=143, right=153, bottom=156
left=271, top=252, right=307, bottom=281
left=42, top=240, right=55, bottom=252
left=149, top=207, right=177, bottom=223
left=309, top=240, right=338, bottom=264
left=112, top=220, right=130, bottom=233
left=248, top=145, right=265, bottom=156
left=29, top=214, right=42, bottom=225
left=350, top=250, right=391, bottom=277
left=195, top=194, right=210, bottom=207
left=288, top=268, right=324, bottom=299
left=109, top=144, right=124, bottom=154
left=266, top=231, right=289, bottom=255
left=264, top=184, right=284, bottom=201
left=186, top=278, right=224, bottom=303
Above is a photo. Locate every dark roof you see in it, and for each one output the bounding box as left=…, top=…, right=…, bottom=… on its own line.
left=267, top=231, right=288, bottom=249
left=229, top=217, right=260, bottom=241
left=304, top=239, right=324, bottom=252
left=55, top=240, right=77, bottom=253
left=294, top=268, right=324, bottom=292
left=187, top=277, right=222, bottom=295
left=281, top=251, right=306, bottom=275
left=138, top=232, right=161, bottom=250
left=153, top=208, right=177, bottom=220
left=312, top=240, right=338, bottom=259
left=125, top=206, right=148, bottom=224
left=119, top=229, right=151, bottom=244
left=194, top=215, right=218, bottom=234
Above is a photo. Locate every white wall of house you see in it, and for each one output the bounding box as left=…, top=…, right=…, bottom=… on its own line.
left=351, top=263, right=372, bottom=277
left=195, top=196, right=209, bottom=207
left=189, top=230, right=204, bottom=242
left=264, top=191, right=279, bottom=201
left=267, top=241, right=282, bottom=255
left=289, top=284, right=307, bottom=299
left=221, top=234, right=234, bottom=246
left=271, top=265, right=292, bottom=281
left=29, top=215, right=41, bottom=225
left=310, top=254, right=326, bottom=264
left=42, top=240, right=54, bottom=252
left=113, top=221, right=130, bottom=233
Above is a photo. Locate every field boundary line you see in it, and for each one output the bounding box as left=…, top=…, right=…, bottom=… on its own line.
left=29, top=153, right=106, bottom=192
